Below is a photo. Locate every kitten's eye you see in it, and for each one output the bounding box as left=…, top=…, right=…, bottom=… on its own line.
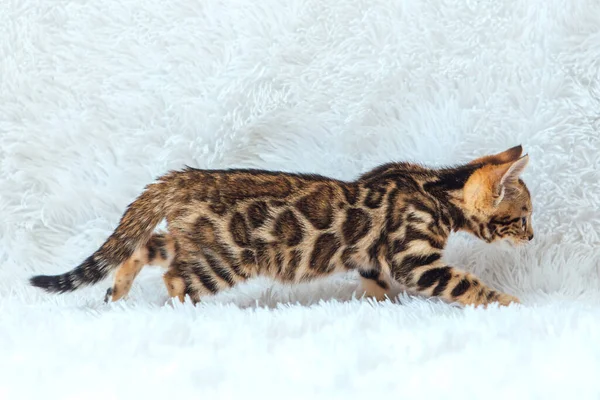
left=521, top=217, right=527, bottom=230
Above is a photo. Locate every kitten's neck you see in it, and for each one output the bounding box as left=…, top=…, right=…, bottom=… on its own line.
left=445, top=191, right=471, bottom=232
left=360, top=161, right=479, bottom=233
left=423, top=164, right=480, bottom=233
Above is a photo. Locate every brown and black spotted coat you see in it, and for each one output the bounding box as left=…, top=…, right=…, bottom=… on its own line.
left=31, top=145, right=533, bottom=307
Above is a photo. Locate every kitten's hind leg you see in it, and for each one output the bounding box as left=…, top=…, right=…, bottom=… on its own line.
left=105, top=233, right=176, bottom=302
left=162, top=268, right=186, bottom=303
left=358, top=269, right=392, bottom=301
left=104, top=251, right=145, bottom=302
left=163, top=253, right=253, bottom=305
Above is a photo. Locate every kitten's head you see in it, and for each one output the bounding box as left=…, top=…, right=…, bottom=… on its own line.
left=461, top=145, right=533, bottom=245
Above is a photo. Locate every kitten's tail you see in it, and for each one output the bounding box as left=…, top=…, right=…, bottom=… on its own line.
left=30, top=179, right=171, bottom=294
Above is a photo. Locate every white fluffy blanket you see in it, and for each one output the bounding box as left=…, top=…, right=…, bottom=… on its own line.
left=1, top=0, right=600, bottom=398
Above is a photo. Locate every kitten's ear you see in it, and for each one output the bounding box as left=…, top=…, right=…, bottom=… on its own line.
left=468, top=145, right=523, bottom=165
left=464, top=154, right=529, bottom=210
left=499, top=154, right=529, bottom=185
left=489, top=154, right=529, bottom=206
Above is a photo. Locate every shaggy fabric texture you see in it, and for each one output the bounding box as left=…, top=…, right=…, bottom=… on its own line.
left=1, top=0, right=600, bottom=398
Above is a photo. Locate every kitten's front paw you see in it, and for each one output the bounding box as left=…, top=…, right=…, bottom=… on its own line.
left=494, top=293, right=520, bottom=307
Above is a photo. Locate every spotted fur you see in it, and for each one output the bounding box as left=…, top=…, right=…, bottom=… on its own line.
left=30, top=145, right=533, bottom=307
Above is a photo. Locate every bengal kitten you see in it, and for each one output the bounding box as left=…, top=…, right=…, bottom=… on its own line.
left=30, top=145, right=533, bottom=307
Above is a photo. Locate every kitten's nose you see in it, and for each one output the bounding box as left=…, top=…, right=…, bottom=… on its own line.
left=528, top=233, right=534, bottom=241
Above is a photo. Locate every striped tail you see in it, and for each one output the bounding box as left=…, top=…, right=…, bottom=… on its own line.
left=30, top=180, right=169, bottom=294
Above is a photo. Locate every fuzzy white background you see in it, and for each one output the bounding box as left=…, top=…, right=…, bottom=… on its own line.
left=1, top=0, right=600, bottom=398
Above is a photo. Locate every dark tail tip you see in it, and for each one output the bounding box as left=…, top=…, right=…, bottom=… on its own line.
left=29, top=256, right=108, bottom=294
left=30, top=274, right=76, bottom=293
